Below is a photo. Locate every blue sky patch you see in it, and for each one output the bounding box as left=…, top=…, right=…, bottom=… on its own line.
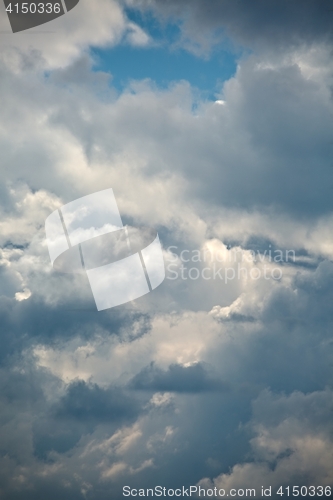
left=91, top=11, right=239, bottom=99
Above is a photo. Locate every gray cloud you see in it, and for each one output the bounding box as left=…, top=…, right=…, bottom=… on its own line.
left=200, top=388, right=333, bottom=497
left=0, top=1, right=332, bottom=498
left=129, top=362, right=228, bottom=392
left=56, top=380, right=142, bottom=422
left=132, top=0, right=333, bottom=54
left=0, top=255, right=333, bottom=497
left=32, top=380, right=145, bottom=459
left=0, top=292, right=151, bottom=364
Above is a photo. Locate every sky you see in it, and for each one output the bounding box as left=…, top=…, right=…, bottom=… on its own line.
left=0, top=1, right=333, bottom=499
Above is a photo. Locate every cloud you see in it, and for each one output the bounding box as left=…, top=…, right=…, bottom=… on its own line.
left=124, top=22, right=152, bottom=47
left=1, top=250, right=333, bottom=497
left=132, top=0, right=333, bottom=55
left=0, top=0, right=151, bottom=69
left=199, top=389, right=333, bottom=495
left=0, top=2, right=332, bottom=498
left=129, top=362, right=228, bottom=392
left=1, top=43, right=333, bottom=236
left=56, top=380, right=142, bottom=422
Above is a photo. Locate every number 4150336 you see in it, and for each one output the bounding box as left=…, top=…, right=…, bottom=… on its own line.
left=5, top=3, right=62, bottom=14
left=277, top=485, right=332, bottom=496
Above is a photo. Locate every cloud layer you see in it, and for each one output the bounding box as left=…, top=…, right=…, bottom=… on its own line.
left=0, top=1, right=332, bottom=499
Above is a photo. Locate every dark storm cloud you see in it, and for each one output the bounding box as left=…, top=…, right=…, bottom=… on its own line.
left=1, top=260, right=333, bottom=498
left=129, top=362, right=228, bottom=392
left=56, top=380, right=141, bottom=422
left=0, top=293, right=151, bottom=362
left=135, top=0, right=333, bottom=51
left=33, top=418, right=84, bottom=459
left=33, top=380, right=144, bottom=459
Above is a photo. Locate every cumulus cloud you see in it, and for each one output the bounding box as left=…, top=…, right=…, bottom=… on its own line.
left=0, top=1, right=333, bottom=498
